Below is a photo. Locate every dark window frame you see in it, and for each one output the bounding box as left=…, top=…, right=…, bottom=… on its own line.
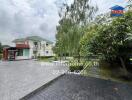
left=17, top=49, right=23, bottom=56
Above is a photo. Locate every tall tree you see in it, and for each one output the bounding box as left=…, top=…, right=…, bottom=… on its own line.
left=93, top=13, right=112, bottom=25
left=54, top=0, right=98, bottom=61
left=66, top=0, right=98, bottom=25
left=127, top=0, right=132, bottom=9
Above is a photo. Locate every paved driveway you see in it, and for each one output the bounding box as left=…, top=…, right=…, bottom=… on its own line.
left=22, top=74, right=132, bottom=100
left=0, top=60, right=68, bottom=100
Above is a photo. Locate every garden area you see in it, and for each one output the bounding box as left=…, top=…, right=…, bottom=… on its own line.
left=53, top=0, right=132, bottom=84
left=38, top=56, right=55, bottom=62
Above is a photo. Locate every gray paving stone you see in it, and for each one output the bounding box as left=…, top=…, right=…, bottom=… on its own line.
left=0, top=60, right=68, bottom=100
left=22, top=74, right=132, bottom=100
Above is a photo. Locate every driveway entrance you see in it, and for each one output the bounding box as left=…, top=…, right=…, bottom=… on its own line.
left=0, top=60, right=68, bottom=100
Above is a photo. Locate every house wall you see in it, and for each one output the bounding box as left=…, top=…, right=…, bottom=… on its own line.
left=44, top=43, right=54, bottom=56
left=14, top=40, right=54, bottom=59
left=39, top=41, right=54, bottom=56
left=28, top=41, right=54, bottom=57
left=28, top=40, right=34, bottom=58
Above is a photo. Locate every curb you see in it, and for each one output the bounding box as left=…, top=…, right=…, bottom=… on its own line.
left=20, top=74, right=65, bottom=100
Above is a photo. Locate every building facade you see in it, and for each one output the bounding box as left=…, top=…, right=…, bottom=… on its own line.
left=3, top=36, right=54, bottom=60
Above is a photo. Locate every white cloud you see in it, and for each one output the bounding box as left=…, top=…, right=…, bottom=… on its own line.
left=0, top=0, right=128, bottom=45
left=0, top=0, right=60, bottom=45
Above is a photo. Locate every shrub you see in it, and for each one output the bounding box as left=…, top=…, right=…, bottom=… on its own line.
left=54, top=56, right=58, bottom=61
left=38, top=56, right=54, bottom=59
left=38, top=56, right=54, bottom=62
left=69, top=63, right=84, bottom=72
left=80, top=11, right=132, bottom=76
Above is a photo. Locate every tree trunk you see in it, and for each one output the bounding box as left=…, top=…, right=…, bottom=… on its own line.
left=78, top=54, right=80, bottom=63
left=119, top=57, right=128, bottom=76
left=64, top=53, right=66, bottom=60
left=77, top=48, right=80, bottom=63
left=59, top=53, right=62, bottom=61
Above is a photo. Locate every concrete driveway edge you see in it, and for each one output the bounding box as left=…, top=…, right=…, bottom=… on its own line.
left=20, top=74, right=65, bottom=100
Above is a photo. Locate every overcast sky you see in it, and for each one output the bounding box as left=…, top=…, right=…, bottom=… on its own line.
left=0, top=0, right=128, bottom=45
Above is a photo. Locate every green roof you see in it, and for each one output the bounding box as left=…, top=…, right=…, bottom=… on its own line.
left=12, top=38, right=26, bottom=42
left=13, top=36, right=53, bottom=44
left=26, top=36, right=44, bottom=42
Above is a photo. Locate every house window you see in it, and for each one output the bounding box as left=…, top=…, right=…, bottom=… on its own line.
left=34, top=42, right=38, bottom=46
left=46, top=43, right=48, bottom=46
left=17, top=49, right=23, bottom=56
left=46, top=51, right=49, bottom=54
left=34, top=42, right=38, bottom=50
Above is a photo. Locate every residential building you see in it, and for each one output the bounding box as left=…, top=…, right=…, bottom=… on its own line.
left=3, top=36, right=54, bottom=60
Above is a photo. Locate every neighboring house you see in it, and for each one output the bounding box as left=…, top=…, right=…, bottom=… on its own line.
left=3, top=36, right=54, bottom=60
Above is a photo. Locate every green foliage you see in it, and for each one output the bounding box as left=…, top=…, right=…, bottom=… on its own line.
left=80, top=11, right=132, bottom=65
left=93, top=13, right=112, bottom=25
left=0, top=42, right=2, bottom=54
left=38, top=56, right=54, bottom=62
left=66, top=0, right=98, bottom=25
left=54, top=0, right=98, bottom=59
left=69, top=62, right=84, bottom=72
left=38, top=56, right=54, bottom=59
left=0, top=54, right=2, bottom=60
left=54, top=56, right=58, bottom=61
left=127, top=0, right=132, bottom=10
left=80, top=25, right=99, bottom=56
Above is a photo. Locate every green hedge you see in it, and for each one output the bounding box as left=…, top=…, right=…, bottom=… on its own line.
left=38, top=56, right=55, bottom=62
left=69, top=63, right=84, bottom=72
left=38, top=56, right=54, bottom=59
left=54, top=56, right=58, bottom=61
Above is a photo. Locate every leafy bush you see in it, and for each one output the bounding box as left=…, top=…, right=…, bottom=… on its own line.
left=54, top=56, right=58, bottom=61
left=38, top=56, right=54, bottom=59
left=38, top=56, right=54, bottom=62
left=80, top=11, right=132, bottom=74
left=69, top=62, right=84, bottom=72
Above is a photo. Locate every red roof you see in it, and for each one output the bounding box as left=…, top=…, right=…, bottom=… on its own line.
left=16, top=44, right=30, bottom=49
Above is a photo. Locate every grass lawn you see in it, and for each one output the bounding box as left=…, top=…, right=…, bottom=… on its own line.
left=81, top=61, right=132, bottom=84
left=38, top=57, right=55, bottom=62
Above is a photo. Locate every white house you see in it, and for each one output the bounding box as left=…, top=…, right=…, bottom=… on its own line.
left=3, top=36, right=54, bottom=60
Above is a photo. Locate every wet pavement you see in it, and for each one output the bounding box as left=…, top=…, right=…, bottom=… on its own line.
left=0, top=60, right=68, bottom=100
left=22, top=74, right=132, bottom=100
